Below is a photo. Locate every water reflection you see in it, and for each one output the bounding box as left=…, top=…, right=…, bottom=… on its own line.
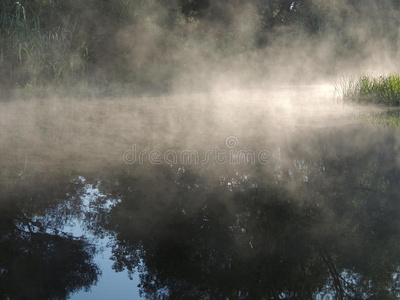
left=1, top=93, right=400, bottom=299
left=0, top=176, right=101, bottom=299
left=98, top=128, right=400, bottom=299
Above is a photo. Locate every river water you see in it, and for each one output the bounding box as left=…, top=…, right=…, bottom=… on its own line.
left=1, top=87, right=400, bottom=299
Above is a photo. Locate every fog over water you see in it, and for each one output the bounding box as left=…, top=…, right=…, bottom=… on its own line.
left=2, top=0, right=400, bottom=299
left=2, top=85, right=400, bottom=299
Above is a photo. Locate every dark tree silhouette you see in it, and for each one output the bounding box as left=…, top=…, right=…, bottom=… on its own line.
left=95, top=125, right=400, bottom=299
left=0, top=177, right=101, bottom=300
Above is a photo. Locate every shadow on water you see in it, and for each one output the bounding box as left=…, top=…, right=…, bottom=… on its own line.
left=2, top=88, right=400, bottom=299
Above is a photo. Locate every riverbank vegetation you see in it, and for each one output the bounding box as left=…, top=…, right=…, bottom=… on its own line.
left=337, top=75, right=400, bottom=106
left=2, top=0, right=400, bottom=99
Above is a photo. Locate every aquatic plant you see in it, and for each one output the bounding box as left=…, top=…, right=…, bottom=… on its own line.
left=337, top=74, right=400, bottom=106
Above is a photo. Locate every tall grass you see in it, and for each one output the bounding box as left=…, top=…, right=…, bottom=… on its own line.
left=0, top=2, right=88, bottom=92
left=336, top=74, right=400, bottom=106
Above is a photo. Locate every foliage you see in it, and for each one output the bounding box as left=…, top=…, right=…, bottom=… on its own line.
left=337, top=75, right=400, bottom=106
left=0, top=1, right=89, bottom=90
left=1, top=0, right=400, bottom=97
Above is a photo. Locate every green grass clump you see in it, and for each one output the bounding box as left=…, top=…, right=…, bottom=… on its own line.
left=337, top=74, right=400, bottom=106
left=0, top=2, right=89, bottom=91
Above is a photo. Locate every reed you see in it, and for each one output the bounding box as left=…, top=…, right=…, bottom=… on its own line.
left=0, top=2, right=88, bottom=91
left=337, top=74, right=400, bottom=106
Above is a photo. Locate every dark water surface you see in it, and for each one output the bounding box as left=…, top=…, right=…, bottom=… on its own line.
left=1, top=88, right=400, bottom=299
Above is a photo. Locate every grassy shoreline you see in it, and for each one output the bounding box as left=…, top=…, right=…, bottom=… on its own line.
left=337, top=74, right=400, bottom=106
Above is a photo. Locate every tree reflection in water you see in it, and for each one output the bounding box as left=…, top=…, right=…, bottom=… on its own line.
left=2, top=124, right=400, bottom=299
left=0, top=175, right=101, bottom=299
left=97, top=125, right=400, bottom=299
